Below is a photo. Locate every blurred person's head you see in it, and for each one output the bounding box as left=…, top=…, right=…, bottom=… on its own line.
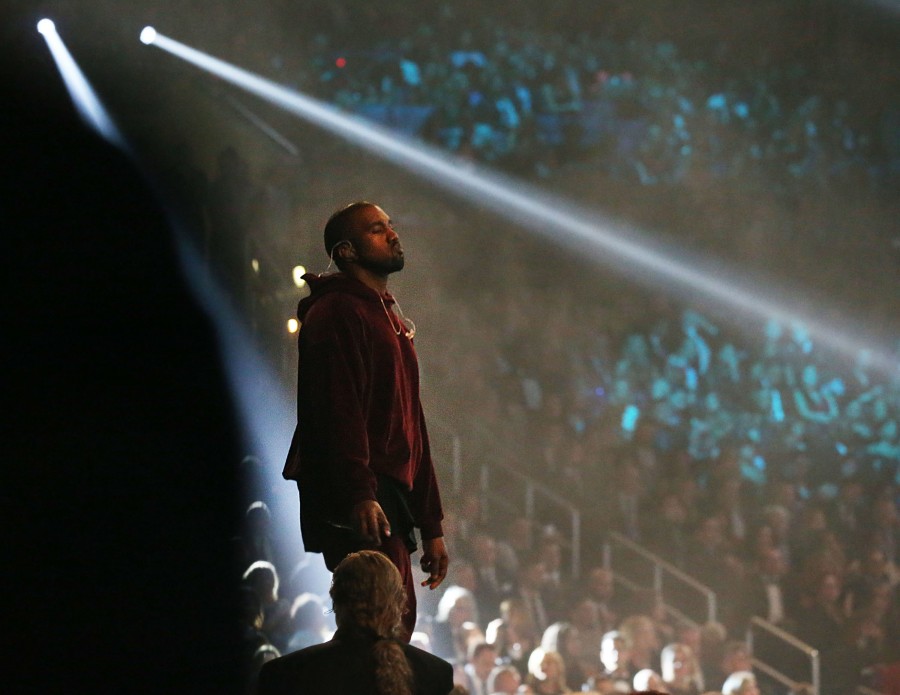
left=499, top=597, right=536, bottom=633
left=541, top=621, right=581, bottom=661
left=243, top=560, right=280, bottom=604
left=699, top=622, right=727, bottom=670
left=695, top=516, right=725, bottom=549
left=861, top=547, right=889, bottom=578
left=245, top=500, right=272, bottom=535
left=617, top=459, right=642, bottom=495
left=659, top=493, right=687, bottom=524
left=751, top=525, right=775, bottom=557
left=450, top=558, right=478, bottom=592
left=527, top=647, right=567, bottom=685
left=487, top=664, right=521, bottom=694
left=506, top=516, right=534, bottom=551
left=660, top=642, right=696, bottom=683
left=620, top=615, right=659, bottom=655
left=799, top=505, right=828, bottom=533
left=289, top=592, right=326, bottom=632
left=814, top=572, right=842, bottom=606
left=252, top=643, right=280, bottom=670
left=633, top=668, right=666, bottom=690
left=538, top=537, right=563, bottom=573
left=838, top=478, right=863, bottom=505
left=871, top=495, right=897, bottom=528
left=587, top=567, right=616, bottom=602
left=675, top=624, right=701, bottom=655
left=758, top=548, right=787, bottom=578
left=240, top=585, right=264, bottom=630
left=473, top=532, right=498, bottom=566
left=761, top=505, right=790, bottom=538
left=436, top=585, right=478, bottom=627
left=520, top=554, right=548, bottom=590
left=600, top=630, right=630, bottom=672
left=720, top=641, right=752, bottom=676
left=769, top=480, right=798, bottom=510
left=468, top=641, right=499, bottom=679
left=570, top=596, right=600, bottom=630
left=409, top=631, right=431, bottom=652
left=721, top=671, right=758, bottom=695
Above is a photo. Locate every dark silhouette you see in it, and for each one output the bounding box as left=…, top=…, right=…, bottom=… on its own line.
left=257, top=551, right=453, bottom=695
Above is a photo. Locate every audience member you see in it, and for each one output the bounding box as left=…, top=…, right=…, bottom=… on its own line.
left=526, top=648, right=572, bottom=695
left=243, top=560, right=293, bottom=653
left=660, top=642, right=703, bottom=695
left=257, top=551, right=453, bottom=695
left=486, top=664, right=523, bottom=695
left=462, top=641, right=500, bottom=695
left=721, top=671, right=759, bottom=695
left=486, top=597, right=541, bottom=675
left=541, top=622, right=590, bottom=691
left=433, top=585, right=482, bottom=663
left=284, top=593, right=329, bottom=653
left=599, top=629, right=634, bottom=689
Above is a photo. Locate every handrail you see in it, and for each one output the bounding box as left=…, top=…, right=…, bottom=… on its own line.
left=604, top=531, right=717, bottom=624
left=750, top=657, right=806, bottom=693
left=479, top=459, right=582, bottom=577
left=748, top=616, right=820, bottom=695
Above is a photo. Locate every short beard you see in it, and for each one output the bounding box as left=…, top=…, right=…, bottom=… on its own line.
left=356, top=254, right=404, bottom=276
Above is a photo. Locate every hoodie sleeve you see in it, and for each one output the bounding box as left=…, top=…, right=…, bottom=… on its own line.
left=408, top=408, right=444, bottom=540
left=294, top=295, right=377, bottom=519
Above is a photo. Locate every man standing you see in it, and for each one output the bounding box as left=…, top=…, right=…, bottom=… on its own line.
left=283, top=201, right=448, bottom=640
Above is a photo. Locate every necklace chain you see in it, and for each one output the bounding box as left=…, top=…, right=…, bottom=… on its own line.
left=380, top=296, right=416, bottom=339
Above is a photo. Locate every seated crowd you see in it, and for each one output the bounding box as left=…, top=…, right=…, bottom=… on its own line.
left=305, top=13, right=894, bottom=192
left=237, top=449, right=898, bottom=694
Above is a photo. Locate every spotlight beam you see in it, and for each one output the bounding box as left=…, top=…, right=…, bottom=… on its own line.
left=224, top=94, right=300, bottom=156
left=38, top=19, right=125, bottom=148
left=142, top=29, right=898, bottom=375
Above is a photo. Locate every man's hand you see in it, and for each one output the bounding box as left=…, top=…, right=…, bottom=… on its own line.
left=351, top=500, right=390, bottom=546
left=420, top=536, right=449, bottom=590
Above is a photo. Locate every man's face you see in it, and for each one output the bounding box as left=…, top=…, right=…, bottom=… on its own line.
left=761, top=549, right=786, bottom=577
left=589, top=569, right=614, bottom=601
left=723, top=647, right=752, bottom=673
left=474, top=647, right=498, bottom=675
left=473, top=535, right=496, bottom=565
left=347, top=205, right=404, bottom=276
left=523, top=561, right=546, bottom=588
left=495, top=670, right=520, bottom=693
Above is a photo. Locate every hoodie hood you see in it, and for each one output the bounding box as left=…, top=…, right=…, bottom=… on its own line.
left=297, top=272, right=393, bottom=321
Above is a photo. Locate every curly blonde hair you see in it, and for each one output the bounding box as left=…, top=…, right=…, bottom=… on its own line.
left=330, top=551, right=413, bottom=695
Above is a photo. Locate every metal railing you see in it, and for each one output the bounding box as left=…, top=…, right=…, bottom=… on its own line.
left=748, top=617, right=820, bottom=695
left=603, top=531, right=717, bottom=626
left=434, top=415, right=839, bottom=695
left=479, top=459, right=582, bottom=578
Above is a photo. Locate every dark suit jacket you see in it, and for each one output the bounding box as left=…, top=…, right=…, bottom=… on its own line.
left=257, top=631, right=454, bottom=695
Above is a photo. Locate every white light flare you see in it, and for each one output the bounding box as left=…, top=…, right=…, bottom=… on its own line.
left=37, top=19, right=125, bottom=148
left=143, top=30, right=898, bottom=376
left=140, top=26, right=157, bottom=45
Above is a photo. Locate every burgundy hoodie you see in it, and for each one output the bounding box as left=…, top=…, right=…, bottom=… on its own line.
left=283, top=273, right=443, bottom=552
